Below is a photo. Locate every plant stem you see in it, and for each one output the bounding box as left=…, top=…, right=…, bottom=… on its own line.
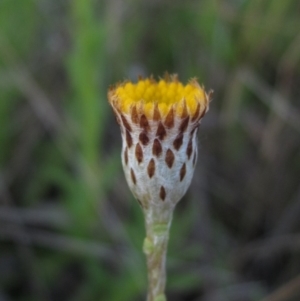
left=143, top=205, right=174, bottom=301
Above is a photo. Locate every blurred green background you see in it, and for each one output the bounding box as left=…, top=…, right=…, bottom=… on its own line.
left=1, top=0, right=300, bottom=300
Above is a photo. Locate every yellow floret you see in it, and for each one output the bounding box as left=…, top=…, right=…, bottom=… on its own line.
left=115, top=77, right=205, bottom=118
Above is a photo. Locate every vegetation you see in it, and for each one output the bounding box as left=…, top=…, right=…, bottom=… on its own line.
left=1, top=0, right=300, bottom=300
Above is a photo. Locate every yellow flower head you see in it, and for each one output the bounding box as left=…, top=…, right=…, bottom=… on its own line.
left=108, top=74, right=211, bottom=208
left=108, top=74, right=209, bottom=120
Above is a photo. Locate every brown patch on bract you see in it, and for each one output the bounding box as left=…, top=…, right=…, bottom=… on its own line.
left=190, top=124, right=199, bottom=137
left=152, top=139, right=162, bottom=157
left=108, top=85, right=114, bottom=93
left=165, top=149, right=175, bottom=168
left=116, top=115, right=121, bottom=125
left=121, top=114, right=132, bottom=132
left=191, top=103, right=200, bottom=122
left=153, top=103, right=161, bottom=121
left=186, top=138, right=193, bottom=160
left=180, top=163, right=186, bottom=181
left=164, top=72, right=170, bottom=82
left=131, top=105, right=139, bottom=124
left=149, top=74, right=155, bottom=83
left=136, top=199, right=143, bottom=208
left=140, top=114, right=150, bottom=132
left=126, top=131, right=133, bottom=148
left=124, top=147, right=128, bottom=165
left=139, top=131, right=149, bottom=145
left=159, top=186, right=166, bottom=201
left=135, top=143, right=143, bottom=164
left=196, top=107, right=207, bottom=124
left=113, top=110, right=121, bottom=125
left=156, top=122, right=167, bottom=140
left=193, top=151, right=197, bottom=167
left=198, top=107, right=206, bottom=121
left=179, top=116, right=190, bottom=133
left=147, top=158, right=155, bottom=178
left=181, top=99, right=188, bottom=119
left=173, top=133, right=183, bottom=150
left=164, top=106, right=174, bottom=128
left=131, top=168, right=137, bottom=185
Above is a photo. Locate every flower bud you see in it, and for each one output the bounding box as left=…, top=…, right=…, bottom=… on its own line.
left=108, top=74, right=210, bottom=209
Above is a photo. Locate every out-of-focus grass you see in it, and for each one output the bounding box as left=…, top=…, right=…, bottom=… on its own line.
left=65, top=0, right=107, bottom=233
left=1, top=0, right=300, bottom=301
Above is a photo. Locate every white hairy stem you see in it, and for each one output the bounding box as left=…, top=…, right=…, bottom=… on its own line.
left=143, top=204, right=174, bottom=301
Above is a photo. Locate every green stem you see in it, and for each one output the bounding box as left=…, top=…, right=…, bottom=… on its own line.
left=143, top=205, right=174, bottom=301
